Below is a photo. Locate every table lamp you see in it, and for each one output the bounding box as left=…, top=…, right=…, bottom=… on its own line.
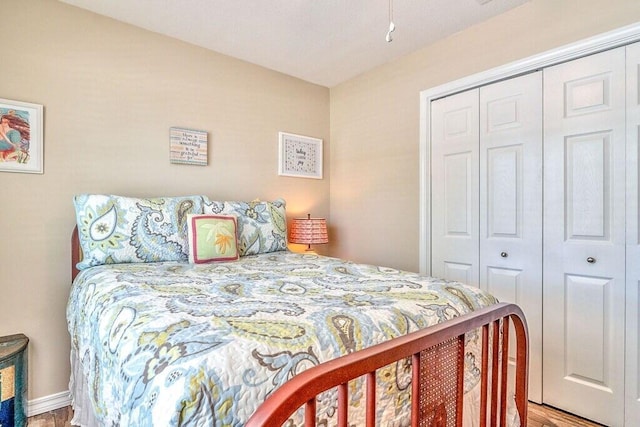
left=289, top=214, right=329, bottom=251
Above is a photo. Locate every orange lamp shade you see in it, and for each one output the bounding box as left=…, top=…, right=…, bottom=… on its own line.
left=289, top=214, right=328, bottom=250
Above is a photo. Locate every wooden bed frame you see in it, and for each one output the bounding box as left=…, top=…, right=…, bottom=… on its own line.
left=71, top=226, right=529, bottom=426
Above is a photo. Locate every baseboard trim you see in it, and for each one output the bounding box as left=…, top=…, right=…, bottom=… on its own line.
left=28, top=390, right=72, bottom=417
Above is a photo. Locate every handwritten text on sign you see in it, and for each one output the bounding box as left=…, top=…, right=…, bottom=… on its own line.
left=170, top=127, right=208, bottom=166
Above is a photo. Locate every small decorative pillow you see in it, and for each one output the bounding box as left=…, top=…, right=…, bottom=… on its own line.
left=187, top=214, right=239, bottom=263
left=73, top=194, right=203, bottom=269
left=203, top=198, right=287, bottom=256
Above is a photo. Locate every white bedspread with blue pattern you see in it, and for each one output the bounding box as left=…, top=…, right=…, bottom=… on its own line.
left=67, top=252, right=497, bottom=426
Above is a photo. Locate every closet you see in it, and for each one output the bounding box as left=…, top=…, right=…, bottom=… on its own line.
left=543, top=46, right=626, bottom=425
left=429, top=43, right=639, bottom=426
left=430, top=72, right=543, bottom=404
left=626, top=42, right=640, bottom=427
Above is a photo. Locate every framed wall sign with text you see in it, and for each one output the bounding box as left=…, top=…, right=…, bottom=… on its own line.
left=278, top=132, right=323, bottom=179
left=170, top=127, right=208, bottom=166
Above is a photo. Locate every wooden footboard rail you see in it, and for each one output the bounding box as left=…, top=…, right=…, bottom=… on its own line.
left=246, top=302, right=528, bottom=427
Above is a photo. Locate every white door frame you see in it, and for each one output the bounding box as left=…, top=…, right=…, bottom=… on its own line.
left=419, top=22, right=640, bottom=276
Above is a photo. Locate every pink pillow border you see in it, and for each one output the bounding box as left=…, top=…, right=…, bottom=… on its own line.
left=188, top=214, right=239, bottom=263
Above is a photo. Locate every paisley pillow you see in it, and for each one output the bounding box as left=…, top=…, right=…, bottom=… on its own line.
left=203, top=198, right=287, bottom=256
left=73, top=194, right=203, bottom=269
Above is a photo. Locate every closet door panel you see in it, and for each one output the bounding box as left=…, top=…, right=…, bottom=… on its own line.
left=565, top=132, right=612, bottom=244
left=479, top=71, right=543, bottom=402
left=626, top=41, right=640, bottom=426
left=487, top=146, right=520, bottom=235
left=431, top=89, right=479, bottom=285
left=564, top=274, right=610, bottom=380
left=486, top=267, right=520, bottom=303
left=543, top=47, right=626, bottom=427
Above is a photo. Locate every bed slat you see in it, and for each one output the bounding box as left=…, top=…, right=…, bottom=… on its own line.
left=338, top=382, right=348, bottom=426
left=366, top=371, right=376, bottom=427
left=481, top=324, right=489, bottom=427
left=411, top=353, right=420, bottom=427
left=491, top=321, right=500, bottom=427
left=500, top=317, right=510, bottom=427
left=305, top=398, right=316, bottom=427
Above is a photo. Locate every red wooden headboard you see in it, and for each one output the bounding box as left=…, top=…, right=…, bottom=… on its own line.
left=71, top=226, right=81, bottom=282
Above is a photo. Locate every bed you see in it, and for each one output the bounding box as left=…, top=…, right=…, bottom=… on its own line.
left=67, top=194, right=528, bottom=426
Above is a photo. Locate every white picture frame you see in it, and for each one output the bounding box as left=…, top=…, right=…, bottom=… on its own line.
left=278, top=132, right=323, bottom=179
left=0, top=98, right=44, bottom=174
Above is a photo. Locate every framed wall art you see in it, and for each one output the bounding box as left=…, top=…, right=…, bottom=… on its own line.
left=170, top=127, right=208, bottom=166
left=0, top=98, right=43, bottom=174
left=278, top=132, right=323, bottom=179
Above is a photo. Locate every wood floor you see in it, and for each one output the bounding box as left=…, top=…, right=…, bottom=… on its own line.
left=527, top=403, right=604, bottom=427
left=27, top=405, right=73, bottom=427
left=27, top=403, right=604, bottom=426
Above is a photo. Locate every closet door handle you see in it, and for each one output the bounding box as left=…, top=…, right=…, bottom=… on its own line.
left=586, top=257, right=596, bottom=264
left=500, top=252, right=508, bottom=258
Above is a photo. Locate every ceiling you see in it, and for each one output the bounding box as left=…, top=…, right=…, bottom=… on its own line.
left=58, top=0, right=531, bottom=87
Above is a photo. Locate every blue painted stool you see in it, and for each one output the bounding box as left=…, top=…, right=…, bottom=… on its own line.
left=0, top=334, right=28, bottom=427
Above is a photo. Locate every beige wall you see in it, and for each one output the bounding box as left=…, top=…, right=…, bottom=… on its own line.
left=329, top=0, right=640, bottom=272
left=4, top=0, right=640, bottom=407
left=0, top=0, right=329, bottom=401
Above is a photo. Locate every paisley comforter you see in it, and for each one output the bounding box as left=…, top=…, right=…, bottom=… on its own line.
left=67, top=251, right=498, bottom=426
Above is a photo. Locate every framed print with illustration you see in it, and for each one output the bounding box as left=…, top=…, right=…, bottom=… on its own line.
left=0, top=98, right=43, bottom=174
left=278, top=132, right=323, bottom=179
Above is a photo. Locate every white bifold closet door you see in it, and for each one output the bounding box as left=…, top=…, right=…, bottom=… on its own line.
left=478, top=72, right=543, bottom=403
left=543, top=47, right=626, bottom=426
left=626, top=42, right=640, bottom=426
left=431, top=72, right=543, bottom=402
left=431, top=89, right=480, bottom=286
